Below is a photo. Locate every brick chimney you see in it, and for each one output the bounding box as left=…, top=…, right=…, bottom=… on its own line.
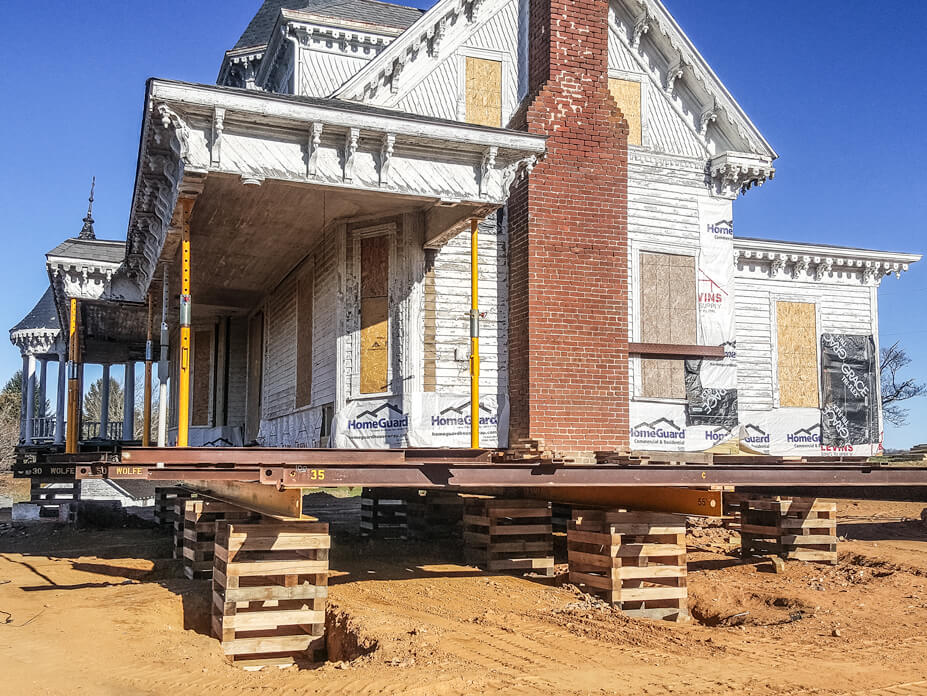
left=507, top=0, right=630, bottom=454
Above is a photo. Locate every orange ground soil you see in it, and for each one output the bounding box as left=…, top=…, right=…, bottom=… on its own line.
left=1, top=491, right=926, bottom=696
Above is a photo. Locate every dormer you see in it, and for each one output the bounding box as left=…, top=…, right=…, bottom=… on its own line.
left=217, top=0, right=422, bottom=97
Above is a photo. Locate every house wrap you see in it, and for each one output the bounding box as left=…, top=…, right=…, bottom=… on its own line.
left=14, top=0, right=920, bottom=457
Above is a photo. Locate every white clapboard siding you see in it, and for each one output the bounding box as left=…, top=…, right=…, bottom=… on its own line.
left=734, top=275, right=873, bottom=411
left=263, top=275, right=298, bottom=420
left=313, top=227, right=337, bottom=406
left=433, top=214, right=508, bottom=393
left=300, top=50, right=370, bottom=97
left=227, top=317, right=249, bottom=427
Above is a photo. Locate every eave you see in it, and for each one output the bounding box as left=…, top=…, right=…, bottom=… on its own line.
left=734, top=236, right=921, bottom=284
left=116, top=78, right=546, bottom=302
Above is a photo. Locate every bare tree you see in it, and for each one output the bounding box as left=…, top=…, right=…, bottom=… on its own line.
left=83, top=377, right=124, bottom=424
left=880, top=341, right=926, bottom=427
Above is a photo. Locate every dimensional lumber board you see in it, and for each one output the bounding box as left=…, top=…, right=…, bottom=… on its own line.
left=776, top=302, right=819, bottom=407
left=360, top=235, right=389, bottom=394
left=608, top=78, right=642, bottom=146
left=465, top=57, right=502, bottom=127
left=296, top=269, right=313, bottom=408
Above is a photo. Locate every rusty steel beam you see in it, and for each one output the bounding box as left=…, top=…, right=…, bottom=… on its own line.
left=120, top=447, right=494, bottom=467
left=256, top=464, right=927, bottom=488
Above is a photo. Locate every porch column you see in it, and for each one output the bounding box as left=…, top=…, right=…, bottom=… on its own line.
left=123, top=361, right=135, bottom=440
left=38, top=358, right=48, bottom=421
left=19, top=355, right=28, bottom=442
left=143, top=293, right=153, bottom=446
left=157, top=267, right=169, bottom=448
left=100, top=364, right=110, bottom=439
left=55, top=351, right=66, bottom=445
left=24, top=355, right=36, bottom=445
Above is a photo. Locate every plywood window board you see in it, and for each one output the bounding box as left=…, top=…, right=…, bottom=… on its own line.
left=776, top=301, right=819, bottom=407
left=639, top=252, right=696, bottom=398
left=360, top=235, right=390, bottom=394
left=296, top=269, right=314, bottom=408
left=465, top=57, right=502, bottom=127
left=608, top=78, right=642, bottom=146
left=192, top=329, right=212, bottom=426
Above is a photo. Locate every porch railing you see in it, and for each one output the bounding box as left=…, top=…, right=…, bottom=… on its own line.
left=30, top=417, right=58, bottom=441
left=81, top=421, right=124, bottom=441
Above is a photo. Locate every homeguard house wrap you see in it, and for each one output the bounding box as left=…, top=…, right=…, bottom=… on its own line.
left=12, top=0, right=921, bottom=459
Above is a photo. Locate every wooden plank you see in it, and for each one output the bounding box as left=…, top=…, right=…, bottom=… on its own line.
left=225, top=559, right=329, bottom=577
left=616, top=543, right=686, bottom=557
left=487, top=524, right=552, bottom=535
left=224, top=609, right=325, bottom=631
left=569, top=570, right=615, bottom=591
left=618, top=586, right=687, bottom=602
left=222, top=634, right=326, bottom=656
left=222, top=583, right=328, bottom=604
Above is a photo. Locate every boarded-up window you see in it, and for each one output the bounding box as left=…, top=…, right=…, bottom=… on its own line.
left=360, top=235, right=389, bottom=394
left=246, top=312, right=264, bottom=441
left=192, top=329, right=212, bottom=426
left=465, top=57, right=502, bottom=127
left=640, top=252, right=697, bottom=398
left=608, top=78, right=642, bottom=146
left=776, top=302, right=819, bottom=407
left=296, top=269, right=313, bottom=408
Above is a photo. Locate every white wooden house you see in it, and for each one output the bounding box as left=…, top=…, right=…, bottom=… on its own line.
left=13, top=0, right=920, bottom=458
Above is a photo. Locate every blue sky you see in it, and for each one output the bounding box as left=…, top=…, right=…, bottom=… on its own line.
left=0, top=1, right=923, bottom=446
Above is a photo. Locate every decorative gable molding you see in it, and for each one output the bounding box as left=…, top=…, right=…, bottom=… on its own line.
left=9, top=328, right=62, bottom=357
left=333, top=0, right=497, bottom=102
left=709, top=152, right=775, bottom=199
left=610, top=0, right=777, bottom=174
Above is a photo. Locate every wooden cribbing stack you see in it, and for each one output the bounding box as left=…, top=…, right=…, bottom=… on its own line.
left=154, top=486, right=192, bottom=527
left=406, top=490, right=464, bottom=540
left=567, top=509, right=689, bottom=622
left=183, top=499, right=257, bottom=579
left=212, top=520, right=330, bottom=670
left=463, top=497, right=554, bottom=575
left=739, top=497, right=838, bottom=565
left=360, top=488, right=408, bottom=539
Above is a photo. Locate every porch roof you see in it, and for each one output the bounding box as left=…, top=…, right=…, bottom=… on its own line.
left=100, top=78, right=544, bottom=305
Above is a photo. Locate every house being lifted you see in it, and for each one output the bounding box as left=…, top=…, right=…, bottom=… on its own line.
left=9, top=0, right=927, bottom=665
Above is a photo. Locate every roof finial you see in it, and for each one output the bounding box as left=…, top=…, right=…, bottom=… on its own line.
left=79, top=176, right=96, bottom=240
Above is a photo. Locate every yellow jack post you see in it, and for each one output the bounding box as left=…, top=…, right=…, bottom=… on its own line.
left=65, top=298, right=80, bottom=454
left=177, top=198, right=194, bottom=447
left=470, top=217, right=480, bottom=449
left=142, top=291, right=153, bottom=447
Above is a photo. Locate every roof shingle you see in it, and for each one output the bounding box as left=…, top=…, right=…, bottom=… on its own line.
left=233, top=0, right=423, bottom=50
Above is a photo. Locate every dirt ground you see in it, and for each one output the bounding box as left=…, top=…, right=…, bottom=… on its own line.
left=1, top=489, right=926, bottom=696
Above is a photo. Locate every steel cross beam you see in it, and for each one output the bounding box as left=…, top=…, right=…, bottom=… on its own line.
left=258, top=464, right=927, bottom=488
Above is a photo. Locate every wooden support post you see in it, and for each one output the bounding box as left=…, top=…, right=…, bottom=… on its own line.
left=143, top=292, right=153, bottom=446
left=66, top=298, right=81, bottom=453
left=470, top=217, right=480, bottom=449
left=178, top=198, right=194, bottom=447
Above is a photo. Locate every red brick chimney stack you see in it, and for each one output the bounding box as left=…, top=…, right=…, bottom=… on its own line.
left=507, top=0, right=631, bottom=453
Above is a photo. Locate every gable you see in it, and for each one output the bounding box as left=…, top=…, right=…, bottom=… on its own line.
left=608, top=0, right=775, bottom=161
left=392, top=0, right=519, bottom=123
left=333, top=0, right=520, bottom=119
